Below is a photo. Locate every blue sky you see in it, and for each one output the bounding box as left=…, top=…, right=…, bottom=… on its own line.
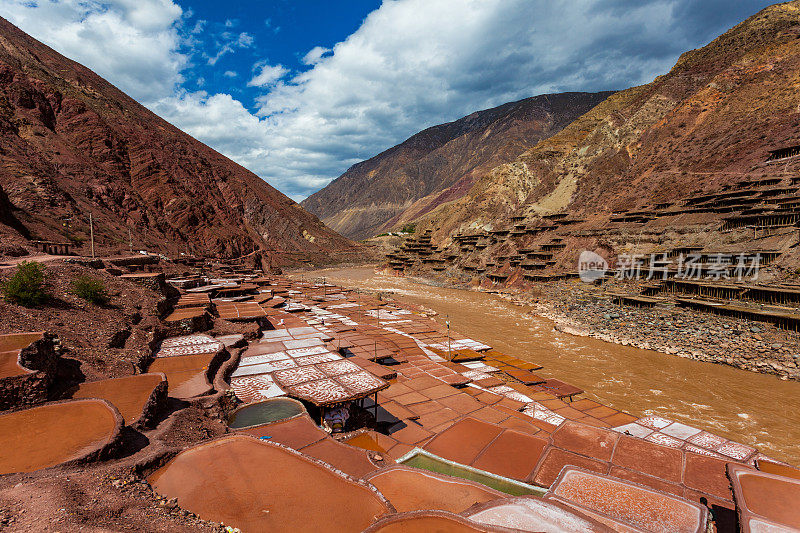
left=0, top=0, right=776, bottom=202
left=178, top=1, right=380, bottom=104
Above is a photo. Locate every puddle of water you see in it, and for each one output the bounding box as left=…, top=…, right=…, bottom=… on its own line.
left=228, top=399, right=305, bottom=428
left=400, top=452, right=544, bottom=496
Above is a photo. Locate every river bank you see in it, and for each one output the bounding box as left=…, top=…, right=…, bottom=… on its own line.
left=495, top=280, right=800, bottom=382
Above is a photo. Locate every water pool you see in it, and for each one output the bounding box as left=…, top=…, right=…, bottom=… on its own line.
left=228, top=398, right=306, bottom=429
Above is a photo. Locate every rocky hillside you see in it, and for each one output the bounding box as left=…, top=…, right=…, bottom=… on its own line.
left=0, top=17, right=357, bottom=264
left=302, top=91, right=614, bottom=240
left=408, top=1, right=800, bottom=239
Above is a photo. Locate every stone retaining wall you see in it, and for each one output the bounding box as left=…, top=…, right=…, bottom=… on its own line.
left=0, top=334, right=60, bottom=411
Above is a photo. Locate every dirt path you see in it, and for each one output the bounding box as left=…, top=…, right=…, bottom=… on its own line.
left=0, top=254, right=69, bottom=269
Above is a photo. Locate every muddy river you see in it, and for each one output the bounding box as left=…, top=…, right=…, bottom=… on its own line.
left=293, top=266, right=800, bottom=464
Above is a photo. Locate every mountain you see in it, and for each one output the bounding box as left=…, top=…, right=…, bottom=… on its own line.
left=0, top=17, right=357, bottom=264
left=404, top=1, right=800, bottom=239
left=301, top=91, right=614, bottom=240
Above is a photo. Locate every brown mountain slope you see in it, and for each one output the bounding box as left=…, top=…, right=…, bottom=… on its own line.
left=409, top=1, right=800, bottom=239
left=301, top=91, right=614, bottom=240
left=0, top=17, right=357, bottom=264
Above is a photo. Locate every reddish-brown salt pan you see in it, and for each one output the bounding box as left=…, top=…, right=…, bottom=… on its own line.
left=0, top=399, right=120, bottom=474
left=729, top=463, right=800, bottom=530
left=756, top=459, right=800, bottom=481
left=365, top=466, right=505, bottom=513
left=0, top=350, right=29, bottom=378
left=423, top=417, right=503, bottom=466
left=343, top=431, right=398, bottom=454
left=235, top=414, right=327, bottom=449
left=0, top=332, right=43, bottom=378
left=148, top=353, right=217, bottom=398
left=68, top=373, right=164, bottom=425
left=0, top=332, right=44, bottom=352
left=299, top=437, right=379, bottom=478
left=148, top=435, right=391, bottom=532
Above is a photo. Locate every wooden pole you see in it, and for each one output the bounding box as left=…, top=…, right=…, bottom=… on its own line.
left=89, top=213, right=95, bottom=259
left=128, top=227, right=133, bottom=254
left=447, top=316, right=451, bottom=362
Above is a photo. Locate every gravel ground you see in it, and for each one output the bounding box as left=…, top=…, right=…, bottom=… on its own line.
left=509, top=280, right=800, bottom=381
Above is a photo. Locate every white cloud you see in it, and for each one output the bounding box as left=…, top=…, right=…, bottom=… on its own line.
left=0, top=0, right=774, bottom=201
left=224, top=70, right=238, bottom=78
left=302, top=46, right=331, bottom=66
left=206, top=30, right=254, bottom=66
left=247, top=63, right=289, bottom=87
left=0, top=0, right=186, bottom=102
left=237, top=32, right=254, bottom=47
left=190, top=19, right=205, bottom=34
left=206, top=45, right=232, bottom=65
left=235, top=0, right=772, bottom=199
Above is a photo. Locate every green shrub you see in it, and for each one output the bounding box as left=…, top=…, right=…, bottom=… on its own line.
left=2, top=261, right=49, bottom=306
left=72, top=275, right=110, bottom=305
